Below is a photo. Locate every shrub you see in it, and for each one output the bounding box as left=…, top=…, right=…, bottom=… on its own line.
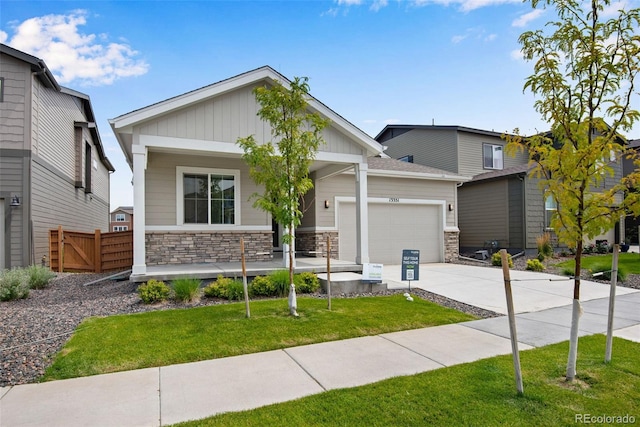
left=560, top=266, right=575, bottom=277
left=249, top=275, right=275, bottom=297
left=138, top=279, right=171, bottom=304
left=491, top=252, right=513, bottom=268
left=204, top=276, right=245, bottom=301
left=536, top=232, right=554, bottom=260
left=526, top=259, right=545, bottom=272
left=595, top=240, right=610, bottom=254
left=0, top=268, right=30, bottom=301
left=295, top=272, right=320, bottom=294
left=268, top=269, right=291, bottom=297
left=172, top=277, right=201, bottom=302
left=27, top=265, right=56, bottom=289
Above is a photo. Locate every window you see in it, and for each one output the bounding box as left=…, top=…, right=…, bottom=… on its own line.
left=84, top=142, right=92, bottom=193
left=177, top=167, right=240, bottom=225
left=398, top=155, right=414, bottom=163
left=483, top=144, right=504, bottom=170
left=545, top=196, right=557, bottom=229
left=113, top=226, right=128, bottom=231
left=115, top=213, right=126, bottom=222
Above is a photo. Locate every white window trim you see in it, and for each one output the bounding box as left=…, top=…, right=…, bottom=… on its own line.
left=176, top=166, right=241, bottom=227
left=115, top=213, right=126, bottom=222
left=544, top=195, right=557, bottom=230
left=113, top=225, right=128, bottom=231
left=483, top=143, right=504, bottom=170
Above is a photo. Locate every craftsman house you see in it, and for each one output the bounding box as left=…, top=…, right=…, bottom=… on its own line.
left=110, top=66, right=469, bottom=281
left=0, top=44, right=114, bottom=269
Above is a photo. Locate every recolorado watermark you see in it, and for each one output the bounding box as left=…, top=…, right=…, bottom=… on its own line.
left=575, top=414, right=636, bottom=424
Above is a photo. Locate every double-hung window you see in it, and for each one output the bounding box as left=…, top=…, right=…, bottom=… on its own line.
left=115, top=213, right=126, bottom=222
left=483, top=144, right=504, bottom=170
left=177, top=167, right=239, bottom=225
left=545, top=195, right=557, bottom=229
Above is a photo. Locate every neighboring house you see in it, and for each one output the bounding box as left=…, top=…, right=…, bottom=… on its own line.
left=623, top=139, right=640, bottom=244
left=110, top=206, right=133, bottom=232
left=376, top=124, right=622, bottom=255
left=0, top=44, right=114, bottom=269
left=110, top=66, right=469, bottom=281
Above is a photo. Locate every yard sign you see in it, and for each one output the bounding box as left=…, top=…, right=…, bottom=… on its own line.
left=401, top=249, right=420, bottom=281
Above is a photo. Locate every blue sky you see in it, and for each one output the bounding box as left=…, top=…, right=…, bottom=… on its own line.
left=2, top=0, right=638, bottom=209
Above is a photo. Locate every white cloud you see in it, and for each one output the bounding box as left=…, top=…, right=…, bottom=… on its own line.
left=329, top=0, right=521, bottom=13
left=510, top=49, right=524, bottom=61
left=371, top=0, right=389, bottom=11
left=452, top=34, right=467, bottom=43
left=512, top=9, right=544, bottom=27
left=452, top=27, right=497, bottom=44
left=0, top=30, right=7, bottom=43
left=3, top=10, right=148, bottom=86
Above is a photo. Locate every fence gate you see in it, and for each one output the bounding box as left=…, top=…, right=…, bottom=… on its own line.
left=49, top=226, right=133, bottom=273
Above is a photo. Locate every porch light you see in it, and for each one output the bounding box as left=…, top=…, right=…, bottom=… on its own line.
left=10, top=195, right=20, bottom=207
left=448, top=203, right=454, bottom=212
left=324, top=200, right=330, bottom=209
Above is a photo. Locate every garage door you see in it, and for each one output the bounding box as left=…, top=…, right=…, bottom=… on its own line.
left=338, top=201, right=443, bottom=265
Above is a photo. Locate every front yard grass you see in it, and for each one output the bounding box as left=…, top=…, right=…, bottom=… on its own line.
left=43, top=294, right=475, bottom=381
left=172, top=334, right=640, bottom=426
left=553, top=252, right=640, bottom=275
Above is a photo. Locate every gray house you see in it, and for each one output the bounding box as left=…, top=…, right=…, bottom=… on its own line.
left=376, top=124, right=622, bottom=255
left=110, top=67, right=469, bottom=281
left=624, top=139, right=640, bottom=244
left=0, top=44, right=114, bottom=269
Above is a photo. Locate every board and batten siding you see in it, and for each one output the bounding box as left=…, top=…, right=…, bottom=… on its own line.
left=136, top=84, right=364, bottom=156
left=31, top=159, right=110, bottom=266
left=508, top=177, right=525, bottom=250
left=383, top=129, right=458, bottom=173
left=315, top=173, right=457, bottom=229
left=458, top=180, right=509, bottom=249
left=457, top=131, right=528, bottom=177
left=0, top=54, right=30, bottom=150
left=144, top=152, right=269, bottom=227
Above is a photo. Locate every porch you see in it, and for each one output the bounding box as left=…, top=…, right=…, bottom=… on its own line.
left=131, top=253, right=362, bottom=283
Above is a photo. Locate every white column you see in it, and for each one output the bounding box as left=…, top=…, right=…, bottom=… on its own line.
left=132, top=145, right=147, bottom=276
left=355, top=162, right=369, bottom=264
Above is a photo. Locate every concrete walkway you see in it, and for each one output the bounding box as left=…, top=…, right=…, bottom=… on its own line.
left=1, top=265, right=639, bottom=427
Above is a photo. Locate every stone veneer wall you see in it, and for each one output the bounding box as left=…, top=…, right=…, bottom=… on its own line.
left=444, top=230, right=460, bottom=262
left=146, top=231, right=272, bottom=266
left=296, top=231, right=339, bottom=258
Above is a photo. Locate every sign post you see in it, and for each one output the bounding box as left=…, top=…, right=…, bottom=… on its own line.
left=401, top=249, right=420, bottom=291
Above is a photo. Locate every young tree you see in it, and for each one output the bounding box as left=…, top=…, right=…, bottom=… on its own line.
left=237, top=77, right=329, bottom=316
left=506, top=0, right=640, bottom=381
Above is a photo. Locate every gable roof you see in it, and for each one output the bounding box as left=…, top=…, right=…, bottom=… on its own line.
left=110, top=66, right=383, bottom=168
left=467, top=164, right=531, bottom=184
left=111, top=206, right=133, bottom=215
left=1, top=44, right=114, bottom=172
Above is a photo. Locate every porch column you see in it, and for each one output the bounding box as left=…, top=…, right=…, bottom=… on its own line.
left=355, top=162, right=369, bottom=264
left=132, top=145, right=147, bottom=276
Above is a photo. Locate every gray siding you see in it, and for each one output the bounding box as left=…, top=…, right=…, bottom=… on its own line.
left=524, top=176, right=545, bottom=249
left=145, top=152, right=269, bottom=226
left=383, top=128, right=458, bottom=173
left=137, top=84, right=363, bottom=156
left=0, top=152, right=29, bottom=267
left=0, top=54, right=30, bottom=150
left=508, top=178, right=524, bottom=250
left=457, top=131, right=528, bottom=177
left=458, top=180, right=509, bottom=249
left=316, top=173, right=457, bottom=228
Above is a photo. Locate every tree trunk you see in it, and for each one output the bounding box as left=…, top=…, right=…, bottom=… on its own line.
left=287, top=225, right=298, bottom=317
left=566, top=240, right=583, bottom=381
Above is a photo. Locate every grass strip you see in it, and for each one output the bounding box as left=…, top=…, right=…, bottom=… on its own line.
left=43, top=294, right=475, bottom=381
left=172, top=335, right=640, bottom=426
left=553, top=253, right=640, bottom=275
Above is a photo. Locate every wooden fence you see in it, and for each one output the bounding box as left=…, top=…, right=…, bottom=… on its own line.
left=49, top=226, right=133, bottom=273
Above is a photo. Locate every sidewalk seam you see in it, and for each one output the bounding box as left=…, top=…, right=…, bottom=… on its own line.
left=281, top=349, right=327, bottom=392
left=378, top=335, right=446, bottom=368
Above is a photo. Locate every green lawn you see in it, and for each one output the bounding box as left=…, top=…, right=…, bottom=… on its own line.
left=172, top=335, right=640, bottom=427
left=554, top=252, right=640, bottom=274
left=43, top=294, right=475, bottom=381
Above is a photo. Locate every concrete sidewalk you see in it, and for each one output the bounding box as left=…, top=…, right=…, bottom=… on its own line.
left=1, top=266, right=639, bottom=426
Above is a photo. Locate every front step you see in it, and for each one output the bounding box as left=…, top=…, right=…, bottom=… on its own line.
left=316, top=272, right=388, bottom=295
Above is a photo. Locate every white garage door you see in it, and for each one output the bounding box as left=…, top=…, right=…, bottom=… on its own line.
left=338, top=201, right=443, bottom=265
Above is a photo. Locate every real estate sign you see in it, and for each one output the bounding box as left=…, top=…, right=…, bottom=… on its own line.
left=401, top=249, right=420, bottom=281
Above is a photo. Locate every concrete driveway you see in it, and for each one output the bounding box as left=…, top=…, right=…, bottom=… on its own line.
left=383, top=263, right=638, bottom=315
